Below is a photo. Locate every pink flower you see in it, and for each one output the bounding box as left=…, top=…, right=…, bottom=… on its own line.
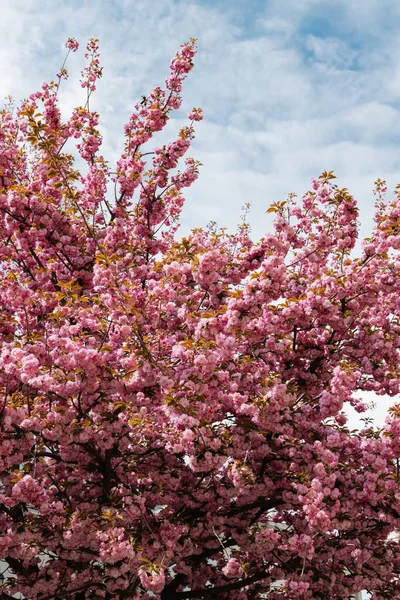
left=21, top=354, right=40, bottom=376
left=65, top=37, right=79, bottom=52
left=222, top=558, right=244, bottom=579
left=138, top=568, right=166, bottom=593
left=188, top=107, right=203, bottom=121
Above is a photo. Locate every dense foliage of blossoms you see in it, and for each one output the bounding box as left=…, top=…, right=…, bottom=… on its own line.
left=1, top=37, right=400, bottom=600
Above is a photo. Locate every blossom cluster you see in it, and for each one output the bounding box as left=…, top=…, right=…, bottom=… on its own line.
left=0, top=40, right=400, bottom=600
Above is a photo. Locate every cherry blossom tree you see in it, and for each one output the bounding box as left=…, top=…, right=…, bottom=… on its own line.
left=1, top=37, right=400, bottom=600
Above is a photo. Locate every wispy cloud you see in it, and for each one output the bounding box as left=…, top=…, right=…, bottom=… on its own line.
left=1, top=0, right=399, bottom=233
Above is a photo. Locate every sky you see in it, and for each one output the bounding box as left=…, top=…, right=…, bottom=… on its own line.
left=0, top=0, right=399, bottom=431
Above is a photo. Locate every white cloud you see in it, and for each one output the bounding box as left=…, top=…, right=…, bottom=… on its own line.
left=305, top=34, right=358, bottom=68
left=0, top=0, right=398, bottom=241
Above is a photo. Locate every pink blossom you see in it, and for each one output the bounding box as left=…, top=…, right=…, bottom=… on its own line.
left=0, top=34, right=399, bottom=600
left=65, top=37, right=79, bottom=52
left=222, top=558, right=244, bottom=579
left=138, top=568, right=166, bottom=593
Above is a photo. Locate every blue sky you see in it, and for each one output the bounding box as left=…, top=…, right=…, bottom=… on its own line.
left=2, top=0, right=400, bottom=243
left=1, top=0, right=399, bottom=430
